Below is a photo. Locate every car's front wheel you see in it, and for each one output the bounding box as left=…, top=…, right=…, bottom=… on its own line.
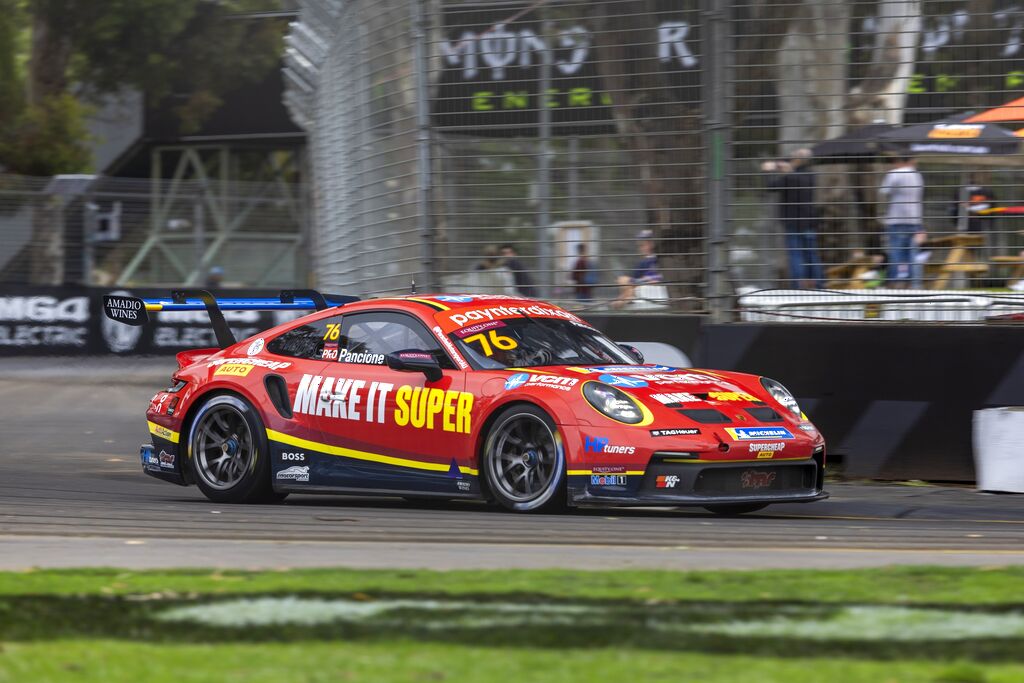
left=188, top=394, right=285, bottom=504
left=482, top=405, right=565, bottom=512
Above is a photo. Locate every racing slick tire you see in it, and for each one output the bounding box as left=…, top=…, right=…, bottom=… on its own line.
left=482, top=404, right=566, bottom=513
left=188, top=393, right=286, bottom=504
left=702, top=503, right=768, bottom=516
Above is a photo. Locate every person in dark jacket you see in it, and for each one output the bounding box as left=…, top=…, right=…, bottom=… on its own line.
left=762, top=148, right=824, bottom=288
left=500, top=244, right=538, bottom=297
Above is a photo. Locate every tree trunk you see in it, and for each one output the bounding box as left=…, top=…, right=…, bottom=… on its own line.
left=25, top=11, right=73, bottom=284
left=590, top=1, right=705, bottom=311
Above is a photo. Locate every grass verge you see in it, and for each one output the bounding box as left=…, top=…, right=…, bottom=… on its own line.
left=1, top=566, right=1023, bottom=683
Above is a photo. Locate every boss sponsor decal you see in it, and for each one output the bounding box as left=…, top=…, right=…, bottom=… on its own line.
left=650, top=392, right=700, bottom=405
left=451, top=320, right=506, bottom=337
left=214, top=363, right=255, bottom=377
left=267, top=428, right=479, bottom=476
left=707, top=391, right=757, bottom=402
left=591, top=474, right=627, bottom=486
left=277, top=465, right=310, bottom=482
left=583, top=436, right=635, bottom=455
left=293, top=375, right=473, bottom=434
left=504, top=372, right=578, bottom=391
left=748, top=442, right=785, bottom=453
left=282, top=452, right=305, bottom=461
left=338, top=349, right=385, bottom=365
left=207, top=357, right=291, bottom=370
left=598, top=374, right=647, bottom=388
left=432, top=325, right=470, bottom=370
left=656, top=474, right=679, bottom=488
left=725, top=427, right=795, bottom=441
left=650, top=428, right=700, bottom=437
left=799, top=423, right=817, bottom=433
left=740, top=470, right=777, bottom=490
left=446, top=304, right=582, bottom=328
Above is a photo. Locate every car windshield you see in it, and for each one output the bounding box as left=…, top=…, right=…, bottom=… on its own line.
left=448, top=317, right=635, bottom=369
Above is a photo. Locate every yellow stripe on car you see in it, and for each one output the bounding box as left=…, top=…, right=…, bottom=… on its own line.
left=405, top=297, right=450, bottom=311
left=147, top=420, right=179, bottom=443
left=266, top=428, right=478, bottom=476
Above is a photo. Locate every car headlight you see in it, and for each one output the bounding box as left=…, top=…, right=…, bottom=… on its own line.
left=760, top=377, right=801, bottom=417
left=583, top=381, right=645, bottom=424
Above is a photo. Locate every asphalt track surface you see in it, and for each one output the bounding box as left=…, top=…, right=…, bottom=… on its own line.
left=2, top=357, right=1023, bottom=570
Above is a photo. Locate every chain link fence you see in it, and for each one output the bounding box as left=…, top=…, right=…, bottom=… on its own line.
left=0, top=174, right=307, bottom=288
left=284, top=0, right=1024, bottom=322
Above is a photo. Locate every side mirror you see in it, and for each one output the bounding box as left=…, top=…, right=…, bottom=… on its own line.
left=386, top=350, right=443, bottom=382
left=618, top=343, right=644, bottom=364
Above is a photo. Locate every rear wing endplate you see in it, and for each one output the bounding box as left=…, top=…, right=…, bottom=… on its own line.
left=102, top=289, right=358, bottom=349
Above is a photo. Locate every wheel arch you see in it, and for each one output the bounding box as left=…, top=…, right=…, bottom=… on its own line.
left=177, top=386, right=260, bottom=483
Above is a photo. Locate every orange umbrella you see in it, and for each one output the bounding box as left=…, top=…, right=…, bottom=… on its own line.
left=965, top=97, right=1024, bottom=123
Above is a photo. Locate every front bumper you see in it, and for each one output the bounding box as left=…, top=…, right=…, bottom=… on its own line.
left=140, top=443, right=188, bottom=486
left=571, top=457, right=827, bottom=507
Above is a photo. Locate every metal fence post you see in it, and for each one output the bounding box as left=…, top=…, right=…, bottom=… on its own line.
left=412, top=0, right=436, bottom=291
left=703, top=0, right=731, bottom=323
left=536, top=17, right=554, bottom=298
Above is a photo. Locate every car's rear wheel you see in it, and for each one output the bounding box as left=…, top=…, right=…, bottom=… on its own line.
left=702, top=503, right=768, bottom=516
left=482, top=405, right=565, bottom=512
left=189, top=394, right=285, bottom=504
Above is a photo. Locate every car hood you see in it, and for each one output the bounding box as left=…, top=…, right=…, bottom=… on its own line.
left=513, top=364, right=785, bottom=416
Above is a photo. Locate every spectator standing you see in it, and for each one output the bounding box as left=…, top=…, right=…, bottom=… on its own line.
left=500, top=244, right=538, bottom=297
left=879, top=155, right=925, bottom=288
left=612, top=229, right=662, bottom=309
left=475, top=244, right=502, bottom=271
left=205, top=266, right=225, bottom=288
left=570, top=243, right=596, bottom=301
left=762, top=148, right=823, bottom=289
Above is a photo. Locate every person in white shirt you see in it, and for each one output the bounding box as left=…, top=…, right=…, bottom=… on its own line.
left=878, top=155, right=925, bottom=288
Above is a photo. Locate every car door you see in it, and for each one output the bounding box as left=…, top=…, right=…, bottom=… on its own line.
left=310, top=309, right=474, bottom=496
left=262, top=312, right=345, bottom=487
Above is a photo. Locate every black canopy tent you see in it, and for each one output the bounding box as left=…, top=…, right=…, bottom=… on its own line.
left=877, top=113, right=1020, bottom=157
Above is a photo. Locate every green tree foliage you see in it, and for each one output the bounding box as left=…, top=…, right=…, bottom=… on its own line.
left=0, top=0, right=285, bottom=175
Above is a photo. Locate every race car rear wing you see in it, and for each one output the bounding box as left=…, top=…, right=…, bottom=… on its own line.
left=102, top=289, right=358, bottom=349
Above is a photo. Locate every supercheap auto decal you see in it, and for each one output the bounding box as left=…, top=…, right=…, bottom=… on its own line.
left=292, top=374, right=474, bottom=434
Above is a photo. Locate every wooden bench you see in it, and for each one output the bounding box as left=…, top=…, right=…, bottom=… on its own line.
left=926, top=233, right=987, bottom=289
left=990, top=255, right=1024, bottom=285
left=824, top=253, right=878, bottom=289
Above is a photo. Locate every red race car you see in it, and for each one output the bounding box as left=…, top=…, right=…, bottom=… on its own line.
left=104, top=290, right=827, bottom=514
